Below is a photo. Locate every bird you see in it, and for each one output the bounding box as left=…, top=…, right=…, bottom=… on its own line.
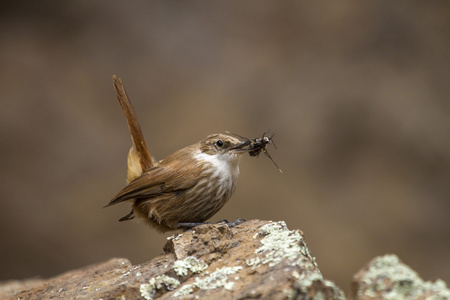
left=105, top=76, right=248, bottom=232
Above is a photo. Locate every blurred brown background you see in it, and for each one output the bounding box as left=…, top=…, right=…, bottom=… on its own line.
left=1, top=1, right=449, bottom=293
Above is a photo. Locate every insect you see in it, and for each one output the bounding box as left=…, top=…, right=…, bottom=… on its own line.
left=228, top=131, right=282, bottom=173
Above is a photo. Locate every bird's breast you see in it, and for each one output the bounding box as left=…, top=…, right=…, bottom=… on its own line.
left=191, top=151, right=240, bottom=200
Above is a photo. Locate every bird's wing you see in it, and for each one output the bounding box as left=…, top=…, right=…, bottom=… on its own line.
left=105, top=163, right=205, bottom=207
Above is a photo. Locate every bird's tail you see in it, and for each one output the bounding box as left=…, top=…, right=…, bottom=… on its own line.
left=112, top=75, right=155, bottom=183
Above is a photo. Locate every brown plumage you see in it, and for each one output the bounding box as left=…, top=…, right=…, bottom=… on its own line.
left=106, top=76, right=247, bottom=232
left=112, top=76, right=155, bottom=183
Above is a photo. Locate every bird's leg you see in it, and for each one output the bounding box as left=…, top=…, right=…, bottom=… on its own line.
left=226, top=218, right=246, bottom=228
left=176, top=218, right=246, bottom=231
left=176, top=222, right=211, bottom=230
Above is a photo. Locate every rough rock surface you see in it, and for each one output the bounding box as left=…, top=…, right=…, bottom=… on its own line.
left=2, top=220, right=449, bottom=300
left=2, top=220, right=344, bottom=300
left=352, top=254, right=450, bottom=300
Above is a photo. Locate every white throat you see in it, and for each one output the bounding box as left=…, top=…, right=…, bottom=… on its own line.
left=194, top=151, right=240, bottom=181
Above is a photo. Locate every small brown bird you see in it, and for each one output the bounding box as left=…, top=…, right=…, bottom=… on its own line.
left=105, top=76, right=248, bottom=232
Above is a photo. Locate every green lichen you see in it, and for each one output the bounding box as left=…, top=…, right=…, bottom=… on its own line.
left=284, top=288, right=296, bottom=299
left=292, top=269, right=323, bottom=288
left=173, top=256, right=208, bottom=277
left=173, top=266, right=242, bottom=297
left=424, top=279, right=450, bottom=300
left=246, top=221, right=319, bottom=270
left=321, top=279, right=346, bottom=300
left=140, top=275, right=180, bottom=300
left=291, top=271, right=345, bottom=300
left=358, top=254, right=450, bottom=300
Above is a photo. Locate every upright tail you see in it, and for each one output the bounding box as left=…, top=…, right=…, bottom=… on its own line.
left=112, top=75, right=155, bottom=176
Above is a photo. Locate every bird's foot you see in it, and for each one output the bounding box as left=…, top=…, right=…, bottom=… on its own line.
left=224, top=218, right=246, bottom=228
left=217, top=218, right=246, bottom=227
left=176, top=222, right=210, bottom=231
left=176, top=218, right=246, bottom=231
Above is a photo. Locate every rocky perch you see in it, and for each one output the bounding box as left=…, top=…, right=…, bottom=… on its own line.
left=1, top=220, right=449, bottom=299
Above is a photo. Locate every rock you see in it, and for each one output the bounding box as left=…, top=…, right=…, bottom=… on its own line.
left=352, top=254, right=450, bottom=300
left=0, top=278, right=45, bottom=299
left=2, top=220, right=345, bottom=300
left=3, top=221, right=450, bottom=300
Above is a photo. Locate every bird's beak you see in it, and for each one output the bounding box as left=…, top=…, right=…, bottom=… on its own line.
left=229, top=140, right=249, bottom=153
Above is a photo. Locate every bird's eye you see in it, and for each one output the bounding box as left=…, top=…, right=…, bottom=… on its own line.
left=216, top=140, right=224, bottom=147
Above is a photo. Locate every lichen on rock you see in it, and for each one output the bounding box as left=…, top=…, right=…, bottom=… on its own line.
left=173, top=256, right=208, bottom=277
left=247, top=221, right=318, bottom=270
left=353, top=254, right=450, bottom=300
left=173, top=266, right=242, bottom=297
left=140, top=275, right=180, bottom=300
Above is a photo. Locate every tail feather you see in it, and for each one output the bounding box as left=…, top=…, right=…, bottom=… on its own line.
left=119, top=210, right=135, bottom=222
left=113, top=75, right=154, bottom=172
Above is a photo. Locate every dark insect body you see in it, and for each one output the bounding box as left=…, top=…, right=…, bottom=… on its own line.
left=228, top=131, right=282, bottom=173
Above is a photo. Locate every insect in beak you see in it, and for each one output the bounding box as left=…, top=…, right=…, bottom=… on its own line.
left=227, top=131, right=282, bottom=173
